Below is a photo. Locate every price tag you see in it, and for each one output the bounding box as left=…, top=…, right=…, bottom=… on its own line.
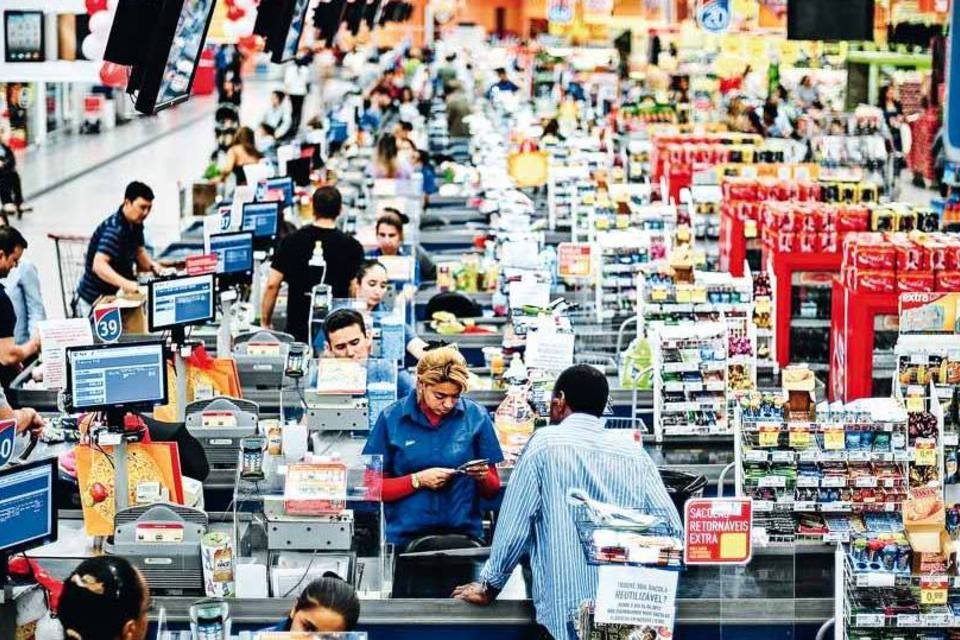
left=823, top=427, right=845, bottom=451
left=822, top=531, right=850, bottom=543
left=854, top=476, right=878, bottom=488
left=847, top=451, right=871, bottom=462
left=855, top=613, right=884, bottom=628
left=758, top=426, right=780, bottom=448
left=896, top=614, right=921, bottom=627
left=944, top=433, right=959, bottom=446
left=856, top=573, right=895, bottom=588
left=920, top=577, right=948, bottom=605
left=822, top=476, right=846, bottom=488
left=821, top=502, right=850, bottom=512
left=650, top=287, right=669, bottom=301
left=914, top=439, right=937, bottom=467
left=798, top=450, right=820, bottom=463
left=922, top=613, right=951, bottom=627
left=788, top=427, right=811, bottom=449
left=691, top=287, right=708, bottom=303
left=745, top=449, right=768, bottom=462
left=793, top=501, right=817, bottom=511
left=796, top=476, right=819, bottom=488
left=744, top=219, right=758, bottom=239
left=906, top=395, right=925, bottom=413
left=753, top=500, right=773, bottom=512
left=758, top=475, right=786, bottom=488
left=771, top=450, right=795, bottom=463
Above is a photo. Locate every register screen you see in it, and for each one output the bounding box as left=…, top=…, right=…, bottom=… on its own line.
left=0, top=463, right=53, bottom=551
left=241, top=203, right=280, bottom=239
left=151, top=275, right=214, bottom=328
left=70, top=344, right=166, bottom=408
left=209, top=232, right=254, bottom=274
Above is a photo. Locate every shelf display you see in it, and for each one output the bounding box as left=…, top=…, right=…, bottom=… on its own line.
left=651, top=322, right=730, bottom=440
left=737, top=393, right=911, bottom=544
left=4, top=10, right=44, bottom=63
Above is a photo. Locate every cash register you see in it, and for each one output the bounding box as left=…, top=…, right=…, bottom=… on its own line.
left=184, top=397, right=259, bottom=470
left=233, top=330, right=306, bottom=389
left=0, top=458, right=58, bottom=640
left=63, top=341, right=209, bottom=596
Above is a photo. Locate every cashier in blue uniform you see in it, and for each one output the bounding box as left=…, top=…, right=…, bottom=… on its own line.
left=351, top=259, right=428, bottom=362
left=369, top=210, right=420, bottom=285
left=363, top=347, right=504, bottom=548
left=322, top=308, right=414, bottom=398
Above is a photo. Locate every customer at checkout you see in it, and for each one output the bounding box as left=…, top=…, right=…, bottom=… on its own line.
left=363, top=347, right=503, bottom=548
left=75, top=181, right=164, bottom=317
left=350, top=260, right=427, bottom=362
left=454, top=364, right=681, bottom=640
left=322, top=308, right=414, bottom=398
left=57, top=556, right=151, bottom=640
left=261, top=186, right=364, bottom=343
left=0, top=226, right=39, bottom=386
left=265, top=575, right=360, bottom=632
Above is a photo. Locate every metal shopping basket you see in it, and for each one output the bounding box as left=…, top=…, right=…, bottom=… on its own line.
left=48, top=233, right=90, bottom=317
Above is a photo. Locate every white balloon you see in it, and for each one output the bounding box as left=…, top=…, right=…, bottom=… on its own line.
left=81, top=33, right=106, bottom=61
left=88, top=10, right=113, bottom=35
left=106, top=0, right=118, bottom=11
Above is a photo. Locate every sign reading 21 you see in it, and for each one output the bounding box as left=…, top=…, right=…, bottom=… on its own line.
left=697, top=0, right=731, bottom=34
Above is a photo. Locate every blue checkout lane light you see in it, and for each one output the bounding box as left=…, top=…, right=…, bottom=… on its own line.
left=149, top=274, right=215, bottom=331
left=0, top=460, right=55, bottom=554
left=69, top=343, right=166, bottom=409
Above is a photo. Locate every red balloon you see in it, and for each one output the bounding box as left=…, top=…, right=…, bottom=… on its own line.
left=85, top=0, right=107, bottom=15
left=226, top=5, right=246, bottom=21
left=99, top=62, right=129, bottom=88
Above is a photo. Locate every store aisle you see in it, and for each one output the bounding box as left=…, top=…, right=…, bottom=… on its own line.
left=17, top=83, right=278, bottom=320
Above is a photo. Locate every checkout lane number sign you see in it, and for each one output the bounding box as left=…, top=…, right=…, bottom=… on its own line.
left=0, top=419, right=16, bottom=468
left=93, top=305, right=122, bottom=343
left=696, top=0, right=731, bottom=34
left=684, top=497, right=753, bottom=565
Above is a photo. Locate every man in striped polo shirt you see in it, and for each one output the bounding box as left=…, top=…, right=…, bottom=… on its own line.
left=75, top=181, right=163, bottom=316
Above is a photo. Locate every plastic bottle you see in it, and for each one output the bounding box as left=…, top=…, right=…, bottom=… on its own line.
left=495, top=358, right=535, bottom=467
left=540, top=245, right=558, bottom=286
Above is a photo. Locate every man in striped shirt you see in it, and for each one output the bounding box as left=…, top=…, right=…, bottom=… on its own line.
left=75, top=181, right=163, bottom=316
left=454, top=365, right=681, bottom=640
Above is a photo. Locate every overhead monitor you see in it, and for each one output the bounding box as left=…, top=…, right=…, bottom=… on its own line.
left=343, top=0, right=365, bottom=35
left=148, top=274, right=216, bottom=332
left=363, top=0, right=382, bottom=29
left=256, top=176, right=294, bottom=207
left=277, top=0, right=312, bottom=63
left=0, top=457, right=57, bottom=559
left=132, top=0, right=218, bottom=114
left=787, top=0, right=874, bottom=42
left=65, top=342, right=168, bottom=412
left=313, top=0, right=348, bottom=47
left=207, top=231, right=254, bottom=277
left=241, top=202, right=281, bottom=240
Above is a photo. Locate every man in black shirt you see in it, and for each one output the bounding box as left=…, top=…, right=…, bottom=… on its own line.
left=0, top=227, right=38, bottom=387
left=261, top=186, right=364, bottom=342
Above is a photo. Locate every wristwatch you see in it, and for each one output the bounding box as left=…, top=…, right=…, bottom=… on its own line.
left=411, top=472, right=420, bottom=489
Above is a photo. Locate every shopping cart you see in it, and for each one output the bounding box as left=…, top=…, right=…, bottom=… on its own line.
left=48, top=233, right=90, bottom=317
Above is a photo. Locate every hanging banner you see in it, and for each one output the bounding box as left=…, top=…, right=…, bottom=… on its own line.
left=697, top=0, right=732, bottom=34
left=899, top=293, right=960, bottom=334
left=547, top=0, right=576, bottom=24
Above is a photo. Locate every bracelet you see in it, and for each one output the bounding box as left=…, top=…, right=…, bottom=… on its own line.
left=411, top=472, right=420, bottom=489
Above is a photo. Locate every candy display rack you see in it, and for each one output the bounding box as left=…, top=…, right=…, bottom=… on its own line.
left=735, top=397, right=910, bottom=545
left=651, top=322, right=730, bottom=441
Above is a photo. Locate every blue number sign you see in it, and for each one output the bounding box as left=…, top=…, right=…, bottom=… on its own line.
left=697, top=0, right=731, bottom=34
left=93, top=305, right=122, bottom=343
left=0, top=420, right=16, bottom=468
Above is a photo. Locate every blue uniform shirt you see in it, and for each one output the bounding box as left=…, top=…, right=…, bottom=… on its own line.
left=363, top=391, right=504, bottom=546
left=76, top=207, right=145, bottom=304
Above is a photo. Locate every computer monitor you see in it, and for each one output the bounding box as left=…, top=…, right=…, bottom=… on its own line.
left=241, top=202, right=281, bottom=242
left=0, top=457, right=57, bottom=570
left=256, top=176, right=294, bottom=207
left=206, top=231, right=254, bottom=283
left=148, top=274, right=216, bottom=332
left=286, top=156, right=311, bottom=187
left=65, top=342, right=168, bottom=413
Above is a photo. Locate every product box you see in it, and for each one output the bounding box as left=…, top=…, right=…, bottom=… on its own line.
left=903, top=486, right=945, bottom=554
left=898, top=271, right=935, bottom=292
left=850, top=269, right=896, bottom=293
left=937, top=271, right=960, bottom=290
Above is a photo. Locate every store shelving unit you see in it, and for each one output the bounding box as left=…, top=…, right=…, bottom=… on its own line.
left=651, top=322, right=729, bottom=441
left=736, top=401, right=910, bottom=545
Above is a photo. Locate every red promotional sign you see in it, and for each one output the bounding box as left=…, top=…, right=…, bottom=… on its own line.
left=684, top=498, right=753, bottom=565
left=186, top=254, right=219, bottom=276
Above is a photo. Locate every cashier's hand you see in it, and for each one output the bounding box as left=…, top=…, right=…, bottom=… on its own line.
left=417, top=467, right=455, bottom=490
left=120, top=279, right=140, bottom=295
left=452, top=582, right=494, bottom=606
left=14, top=408, right=44, bottom=435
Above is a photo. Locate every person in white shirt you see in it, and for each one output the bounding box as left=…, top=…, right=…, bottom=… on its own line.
left=284, top=52, right=311, bottom=133
left=262, top=90, right=293, bottom=141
